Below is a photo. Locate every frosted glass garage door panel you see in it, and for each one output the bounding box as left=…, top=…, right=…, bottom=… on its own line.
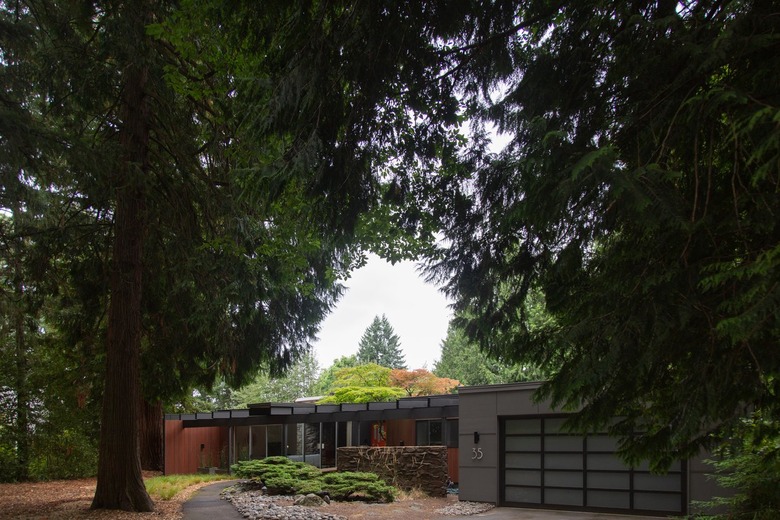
left=505, top=486, right=541, bottom=503
left=505, top=452, right=541, bottom=469
left=545, top=488, right=583, bottom=506
left=545, top=470, right=583, bottom=488
left=544, top=417, right=569, bottom=431
left=634, top=473, right=682, bottom=492
left=506, top=436, right=541, bottom=451
left=587, top=435, right=619, bottom=452
left=587, top=490, right=631, bottom=509
left=586, top=471, right=630, bottom=490
left=546, top=453, right=584, bottom=470
left=587, top=453, right=628, bottom=471
left=545, top=436, right=583, bottom=452
left=634, top=492, right=682, bottom=512
left=505, top=469, right=541, bottom=486
left=505, top=419, right=541, bottom=435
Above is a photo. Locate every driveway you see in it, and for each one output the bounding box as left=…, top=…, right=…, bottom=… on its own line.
left=464, top=508, right=663, bottom=519
left=182, top=481, right=666, bottom=520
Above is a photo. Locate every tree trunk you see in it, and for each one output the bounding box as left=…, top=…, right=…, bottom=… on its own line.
left=139, top=399, right=164, bottom=472
left=91, top=5, right=153, bottom=510
left=13, top=242, right=30, bottom=482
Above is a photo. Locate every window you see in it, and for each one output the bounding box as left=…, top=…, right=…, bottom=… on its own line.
left=416, top=420, right=447, bottom=446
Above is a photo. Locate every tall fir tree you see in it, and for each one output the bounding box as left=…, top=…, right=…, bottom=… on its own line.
left=357, top=315, right=407, bottom=369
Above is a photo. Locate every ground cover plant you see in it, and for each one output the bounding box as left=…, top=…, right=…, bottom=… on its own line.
left=232, top=456, right=396, bottom=502
left=145, top=473, right=232, bottom=500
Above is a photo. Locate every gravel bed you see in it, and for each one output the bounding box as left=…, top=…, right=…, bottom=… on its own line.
left=221, top=489, right=345, bottom=520
left=435, top=501, right=496, bottom=516
left=220, top=482, right=495, bottom=519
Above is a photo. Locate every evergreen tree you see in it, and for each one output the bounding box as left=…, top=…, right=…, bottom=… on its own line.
left=231, top=352, right=322, bottom=407
left=434, top=326, right=549, bottom=387
left=356, top=315, right=407, bottom=369
left=420, top=0, right=780, bottom=469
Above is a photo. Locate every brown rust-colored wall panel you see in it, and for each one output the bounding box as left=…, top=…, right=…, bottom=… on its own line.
left=164, top=421, right=228, bottom=475
left=386, top=419, right=416, bottom=446
left=447, top=447, right=459, bottom=483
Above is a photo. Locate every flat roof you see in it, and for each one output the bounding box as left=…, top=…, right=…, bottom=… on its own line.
left=165, top=394, right=459, bottom=428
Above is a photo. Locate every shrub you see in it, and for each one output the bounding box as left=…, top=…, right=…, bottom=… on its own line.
left=232, top=457, right=320, bottom=494
left=28, top=429, right=98, bottom=481
left=317, top=471, right=396, bottom=502
left=231, top=456, right=396, bottom=502
left=0, top=442, right=18, bottom=483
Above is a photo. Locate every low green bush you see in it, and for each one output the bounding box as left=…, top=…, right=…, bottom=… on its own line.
left=317, top=471, right=396, bottom=502
left=231, top=456, right=396, bottom=502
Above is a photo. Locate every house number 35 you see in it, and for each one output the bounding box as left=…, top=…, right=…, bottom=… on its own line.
left=471, top=448, right=484, bottom=460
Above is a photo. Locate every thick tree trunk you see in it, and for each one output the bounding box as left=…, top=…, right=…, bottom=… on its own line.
left=13, top=251, right=30, bottom=482
left=91, top=5, right=153, bottom=510
left=10, top=202, right=30, bottom=481
left=139, top=399, right=164, bottom=472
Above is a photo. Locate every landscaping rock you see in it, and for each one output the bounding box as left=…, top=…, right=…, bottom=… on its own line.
left=294, top=493, right=326, bottom=507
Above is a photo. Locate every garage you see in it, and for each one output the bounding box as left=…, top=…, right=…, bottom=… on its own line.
left=501, top=416, right=685, bottom=515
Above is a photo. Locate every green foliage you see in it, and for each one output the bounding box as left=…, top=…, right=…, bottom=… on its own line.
left=233, top=456, right=322, bottom=494
left=319, top=386, right=406, bottom=405
left=28, top=429, right=98, bottom=481
left=314, top=471, right=396, bottom=502
left=0, top=441, right=17, bottom=483
left=434, top=324, right=548, bottom=386
left=696, top=415, right=780, bottom=519
left=230, top=351, right=322, bottom=408
left=317, top=363, right=405, bottom=404
left=231, top=457, right=395, bottom=502
left=419, top=0, right=780, bottom=469
left=357, top=315, right=406, bottom=369
left=314, top=355, right=358, bottom=396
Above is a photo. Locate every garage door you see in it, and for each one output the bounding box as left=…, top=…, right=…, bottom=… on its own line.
left=502, top=417, right=684, bottom=515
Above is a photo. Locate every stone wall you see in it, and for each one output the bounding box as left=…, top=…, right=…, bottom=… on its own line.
left=337, top=446, right=448, bottom=496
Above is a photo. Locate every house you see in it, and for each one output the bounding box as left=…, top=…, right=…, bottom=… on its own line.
left=164, top=382, right=724, bottom=517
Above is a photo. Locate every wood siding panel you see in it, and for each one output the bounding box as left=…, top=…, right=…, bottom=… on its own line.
left=164, top=421, right=228, bottom=475
left=386, top=419, right=416, bottom=446
left=447, top=447, right=459, bottom=483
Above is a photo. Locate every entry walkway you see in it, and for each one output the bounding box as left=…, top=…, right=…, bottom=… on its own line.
left=182, top=481, right=664, bottom=520
left=181, top=480, right=243, bottom=520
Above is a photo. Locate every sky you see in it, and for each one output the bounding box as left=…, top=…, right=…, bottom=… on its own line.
left=311, top=253, right=453, bottom=371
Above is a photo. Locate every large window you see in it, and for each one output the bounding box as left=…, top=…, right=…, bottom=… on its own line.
left=416, top=419, right=458, bottom=447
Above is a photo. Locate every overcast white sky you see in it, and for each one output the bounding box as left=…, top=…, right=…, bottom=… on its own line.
left=311, top=253, right=453, bottom=371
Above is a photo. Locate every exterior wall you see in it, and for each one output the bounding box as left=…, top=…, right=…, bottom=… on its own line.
left=447, top=448, right=459, bottom=484
left=386, top=418, right=416, bottom=446
left=688, top=448, right=731, bottom=515
left=458, top=389, right=497, bottom=503
left=164, top=420, right=228, bottom=475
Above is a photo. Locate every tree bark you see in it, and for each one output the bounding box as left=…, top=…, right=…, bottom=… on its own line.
left=91, top=4, right=154, bottom=510
left=139, top=399, right=164, bottom=471
left=12, top=232, right=30, bottom=482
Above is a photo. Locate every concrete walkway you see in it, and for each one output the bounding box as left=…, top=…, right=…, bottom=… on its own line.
left=182, top=481, right=664, bottom=520
left=181, top=480, right=243, bottom=520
